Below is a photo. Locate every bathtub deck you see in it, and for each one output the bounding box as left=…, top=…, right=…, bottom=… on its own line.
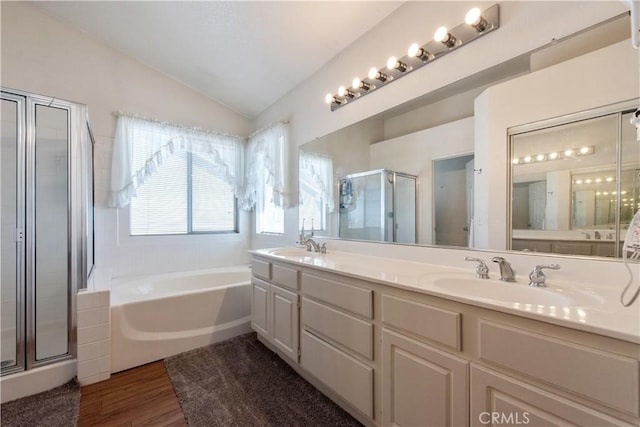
left=78, top=361, right=186, bottom=426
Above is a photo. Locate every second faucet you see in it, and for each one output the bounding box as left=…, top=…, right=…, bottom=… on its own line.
left=492, top=257, right=516, bottom=282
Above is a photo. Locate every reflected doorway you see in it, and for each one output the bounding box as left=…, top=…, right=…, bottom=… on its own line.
left=434, top=154, right=474, bottom=247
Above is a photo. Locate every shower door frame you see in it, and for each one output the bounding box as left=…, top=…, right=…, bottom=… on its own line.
left=1, top=92, right=27, bottom=376
left=1, top=88, right=81, bottom=375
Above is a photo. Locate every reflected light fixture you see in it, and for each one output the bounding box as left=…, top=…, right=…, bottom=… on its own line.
left=434, top=26, right=457, bottom=48
left=386, top=56, right=408, bottom=72
left=465, top=7, right=489, bottom=32
left=408, top=43, right=430, bottom=61
left=325, top=4, right=499, bottom=111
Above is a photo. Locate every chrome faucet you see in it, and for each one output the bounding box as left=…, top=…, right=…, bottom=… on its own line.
left=491, top=257, right=516, bottom=282
left=465, top=257, right=489, bottom=279
left=594, top=230, right=601, bottom=240
left=298, top=218, right=326, bottom=254
left=528, top=264, right=560, bottom=287
left=581, top=231, right=591, bottom=239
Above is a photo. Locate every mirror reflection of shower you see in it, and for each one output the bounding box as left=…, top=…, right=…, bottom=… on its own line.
left=338, top=169, right=417, bottom=244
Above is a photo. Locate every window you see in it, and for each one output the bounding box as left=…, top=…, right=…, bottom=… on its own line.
left=109, top=115, right=245, bottom=235
left=130, top=152, right=237, bottom=235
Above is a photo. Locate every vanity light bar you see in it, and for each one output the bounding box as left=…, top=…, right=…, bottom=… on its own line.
left=512, top=146, right=595, bottom=165
left=325, top=4, right=500, bottom=111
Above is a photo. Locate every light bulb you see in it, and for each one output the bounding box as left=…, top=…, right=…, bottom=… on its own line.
left=523, top=155, right=532, bottom=163
left=579, top=146, right=590, bottom=154
left=596, top=192, right=602, bottom=196
left=595, top=178, right=602, bottom=183
left=585, top=179, right=592, bottom=184
left=536, top=154, right=545, bottom=161
left=575, top=179, right=583, bottom=184
left=606, top=177, right=614, bottom=182
left=324, top=93, right=333, bottom=104
left=338, top=86, right=346, bottom=97
left=564, top=149, right=574, bottom=157
left=434, top=26, right=456, bottom=47
left=408, top=43, right=420, bottom=57
left=408, top=43, right=429, bottom=61
left=548, top=152, right=558, bottom=160
left=352, top=77, right=370, bottom=91
left=465, top=7, right=488, bottom=32
left=369, top=67, right=387, bottom=82
left=465, top=7, right=482, bottom=26
left=512, top=158, right=520, bottom=165
left=434, top=26, right=449, bottom=42
left=386, top=56, right=407, bottom=72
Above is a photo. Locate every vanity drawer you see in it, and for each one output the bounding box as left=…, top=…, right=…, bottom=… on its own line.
left=382, top=294, right=461, bottom=351
left=252, top=259, right=271, bottom=281
left=301, top=330, right=373, bottom=418
left=478, top=320, right=640, bottom=417
left=302, top=297, right=373, bottom=360
left=302, top=273, right=372, bottom=319
left=272, top=263, right=299, bottom=291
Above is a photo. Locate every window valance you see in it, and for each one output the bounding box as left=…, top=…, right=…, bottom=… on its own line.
left=108, top=114, right=246, bottom=209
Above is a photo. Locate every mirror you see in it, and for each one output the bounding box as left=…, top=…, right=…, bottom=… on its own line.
left=297, top=13, right=637, bottom=259
left=510, top=109, right=639, bottom=258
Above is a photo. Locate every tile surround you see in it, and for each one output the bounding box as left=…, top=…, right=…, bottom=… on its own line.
left=76, top=289, right=111, bottom=385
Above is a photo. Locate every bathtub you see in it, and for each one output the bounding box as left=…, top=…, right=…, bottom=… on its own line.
left=110, top=266, right=252, bottom=373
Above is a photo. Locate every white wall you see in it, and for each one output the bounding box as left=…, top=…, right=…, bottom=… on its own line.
left=251, top=0, right=628, bottom=250
left=370, top=117, right=474, bottom=245
left=474, top=40, right=639, bottom=249
left=1, top=2, right=252, bottom=278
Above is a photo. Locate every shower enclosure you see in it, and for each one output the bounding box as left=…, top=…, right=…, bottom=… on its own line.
left=339, top=169, right=418, bottom=244
left=1, top=88, right=94, bottom=377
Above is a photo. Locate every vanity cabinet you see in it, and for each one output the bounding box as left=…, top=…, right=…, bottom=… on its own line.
left=250, top=259, right=300, bottom=363
left=250, top=253, right=640, bottom=427
left=300, top=271, right=375, bottom=419
left=470, top=364, right=635, bottom=427
left=381, top=294, right=468, bottom=426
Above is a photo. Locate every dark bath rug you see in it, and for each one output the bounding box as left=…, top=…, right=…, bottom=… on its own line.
left=164, top=332, right=362, bottom=427
left=0, top=378, right=81, bottom=427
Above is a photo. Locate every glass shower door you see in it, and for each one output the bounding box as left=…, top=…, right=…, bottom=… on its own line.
left=1, top=95, right=25, bottom=374
left=32, top=103, right=70, bottom=361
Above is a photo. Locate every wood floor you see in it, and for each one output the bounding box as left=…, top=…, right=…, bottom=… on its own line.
left=78, top=361, right=187, bottom=426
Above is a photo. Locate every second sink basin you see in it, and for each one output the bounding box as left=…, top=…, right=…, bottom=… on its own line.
left=420, top=273, right=604, bottom=307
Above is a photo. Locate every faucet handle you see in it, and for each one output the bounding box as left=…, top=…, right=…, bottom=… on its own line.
left=465, top=256, right=489, bottom=279
left=529, top=264, right=560, bottom=287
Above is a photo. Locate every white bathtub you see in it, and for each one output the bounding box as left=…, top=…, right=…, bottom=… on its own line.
left=110, top=266, right=252, bottom=373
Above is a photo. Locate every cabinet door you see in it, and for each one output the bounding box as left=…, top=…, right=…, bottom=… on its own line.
left=251, top=279, right=269, bottom=336
left=383, top=329, right=468, bottom=427
left=470, top=364, right=632, bottom=427
left=271, top=284, right=299, bottom=362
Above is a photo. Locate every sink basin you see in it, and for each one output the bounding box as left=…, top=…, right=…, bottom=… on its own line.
left=420, top=273, right=604, bottom=307
left=264, top=247, right=321, bottom=262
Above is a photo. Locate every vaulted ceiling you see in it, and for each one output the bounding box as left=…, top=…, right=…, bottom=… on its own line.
left=34, top=1, right=405, bottom=119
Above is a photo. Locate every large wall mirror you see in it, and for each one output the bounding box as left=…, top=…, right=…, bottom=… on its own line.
left=297, top=13, right=637, bottom=260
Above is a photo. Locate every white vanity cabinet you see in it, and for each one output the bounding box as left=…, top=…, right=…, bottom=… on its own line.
left=300, top=271, right=375, bottom=420
left=251, top=258, right=300, bottom=363
left=381, top=294, right=468, bottom=427
left=250, top=252, right=640, bottom=427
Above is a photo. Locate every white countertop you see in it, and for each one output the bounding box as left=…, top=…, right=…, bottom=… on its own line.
left=251, top=247, right=640, bottom=344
